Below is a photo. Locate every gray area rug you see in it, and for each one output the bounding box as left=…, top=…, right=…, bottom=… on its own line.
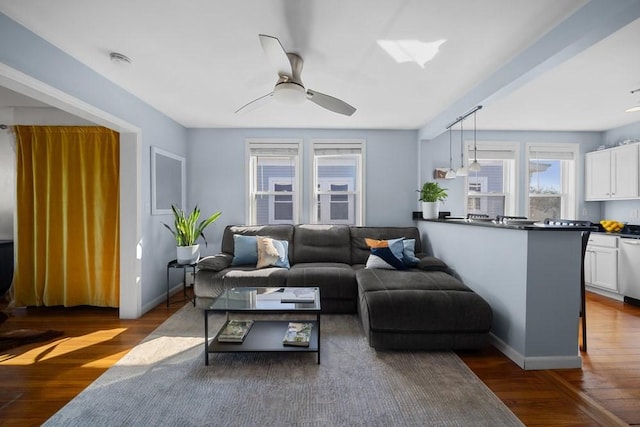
left=45, top=304, right=523, bottom=426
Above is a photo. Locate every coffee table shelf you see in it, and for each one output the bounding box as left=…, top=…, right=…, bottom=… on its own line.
left=204, top=287, right=321, bottom=365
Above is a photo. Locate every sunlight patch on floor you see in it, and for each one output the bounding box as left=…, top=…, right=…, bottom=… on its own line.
left=0, top=328, right=127, bottom=365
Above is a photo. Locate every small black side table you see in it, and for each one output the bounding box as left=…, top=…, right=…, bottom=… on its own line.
left=166, top=259, right=197, bottom=307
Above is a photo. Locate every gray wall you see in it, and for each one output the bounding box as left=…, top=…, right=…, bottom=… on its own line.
left=0, top=132, right=14, bottom=240
left=420, top=130, right=603, bottom=222
left=187, top=128, right=419, bottom=256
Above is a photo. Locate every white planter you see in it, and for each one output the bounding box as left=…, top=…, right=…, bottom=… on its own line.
left=176, top=244, right=200, bottom=265
left=421, top=202, right=439, bottom=220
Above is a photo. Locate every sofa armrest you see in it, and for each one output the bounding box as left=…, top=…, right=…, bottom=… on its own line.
left=198, top=253, right=233, bottom=271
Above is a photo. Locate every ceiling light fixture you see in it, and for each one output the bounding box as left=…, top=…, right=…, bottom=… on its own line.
left=445, top=127, right=457, bottom=179
left=109, top=52, right=132, bottom=65
left=626, top=88, right=640, bottom=113
left=445, top=105, right=482, bottom=174
left=468, top=110, right=482, bottom=172
left=377, top=39, right=446, bottom=68
left=456, top=118, right=467, bottom=176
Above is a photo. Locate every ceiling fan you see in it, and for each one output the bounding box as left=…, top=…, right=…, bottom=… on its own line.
left=235, top=34, right=356, bottom=116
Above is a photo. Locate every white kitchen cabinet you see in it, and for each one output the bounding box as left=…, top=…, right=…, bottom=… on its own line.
left=585, top=143, right=639, bottom=201
left=585, top=234, right=618, bottom=292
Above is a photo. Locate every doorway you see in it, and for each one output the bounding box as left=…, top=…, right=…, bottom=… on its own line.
left=0, top=63, right=142, bottom=318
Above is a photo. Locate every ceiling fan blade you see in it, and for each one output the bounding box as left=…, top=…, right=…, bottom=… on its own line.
left=235, top=92, right=273, bottom=114
left=306, top=89, right=356, bottom=116
left=258, top=34, right=292, bottom=78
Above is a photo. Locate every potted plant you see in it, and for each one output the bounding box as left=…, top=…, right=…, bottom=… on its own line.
left=418, top=182, right=447, bottom=220
left=163, top=205, right=222, bottom=264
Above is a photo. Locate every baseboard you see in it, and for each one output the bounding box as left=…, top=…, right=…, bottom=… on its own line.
left=586, top=286, right=624, bottom=301
left=141, top=283, right=187, bottom=315
left=490, top=333, right=582, bottom=370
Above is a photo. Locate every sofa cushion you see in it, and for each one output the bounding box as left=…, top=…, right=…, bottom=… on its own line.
left=256, top=236, right=290, bottom=269
left=219, top=266, right=289, bottom=288
left=288, top=262, right=357, bottom=300
left=356, top=268, right=492, bottom=333
left=350, top=227, right=422, bottom=265
left=292, top=225, right=351, bottom=264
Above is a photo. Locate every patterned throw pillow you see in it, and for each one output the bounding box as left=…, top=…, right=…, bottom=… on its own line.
left=364, top=237, right=407, bottom=270
left=401, top=239, right=421, bottom=266
left=256, top=236, right=290, bottom=269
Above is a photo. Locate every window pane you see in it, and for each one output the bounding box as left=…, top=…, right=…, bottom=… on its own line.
left=529, top=196, right=561, bottom=221
left=530, top=160, right=560, bottom=193
left=528, top=159, right=564, bottom=221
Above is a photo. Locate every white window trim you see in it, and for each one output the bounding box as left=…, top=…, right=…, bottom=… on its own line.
left=246, top=138, right=302, bottom=225
left=525, top=142, right=578, bottom=220
left=464, top=140, right=519, bottom=216
left=310, top=139, right=365, bottom=225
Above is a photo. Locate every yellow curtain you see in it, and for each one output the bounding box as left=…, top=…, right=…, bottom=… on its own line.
left=13, top=126, right=120, bottom=307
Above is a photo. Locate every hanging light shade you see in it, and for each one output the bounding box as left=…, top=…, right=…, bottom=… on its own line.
left=469, top=110, right=481, bottom=172
left=445, top=127, right=457, bottom=179
left=456, top=119, right=467, bottom=176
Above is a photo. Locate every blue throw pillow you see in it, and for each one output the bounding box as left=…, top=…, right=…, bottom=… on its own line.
left=231, top=234, right=258, bottom=266
left=402, top=239, right=420, bottom=266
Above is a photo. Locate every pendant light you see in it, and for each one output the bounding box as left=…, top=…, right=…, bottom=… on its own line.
left=468, top=110, right=481, bottom=172
left=445, top=127, right=457, bottom=179
left=455, top=118, right=467, bottom=176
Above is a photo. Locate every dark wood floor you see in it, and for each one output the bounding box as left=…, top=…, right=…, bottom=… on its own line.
left=1, top=291, right=639, bottom=426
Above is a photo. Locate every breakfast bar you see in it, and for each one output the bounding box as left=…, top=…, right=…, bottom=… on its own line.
left=416, top=218, right=594, bottom=370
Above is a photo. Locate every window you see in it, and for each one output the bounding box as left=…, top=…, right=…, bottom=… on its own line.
left=312, top=141, right=364, bottom=225
left=465, top=142, right=518, bottom=217
left=526, top=143, right=577, bottom=221
left=247, top=140, right=301, bottom=225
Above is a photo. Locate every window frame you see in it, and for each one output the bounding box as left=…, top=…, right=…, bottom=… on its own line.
left=525, top=142, right=578, bottom=220
left=246, top=139, right=302, bottom=225
left=464, top=141, right=519, bottom=217
left=310, top=139, right=365, bottom=226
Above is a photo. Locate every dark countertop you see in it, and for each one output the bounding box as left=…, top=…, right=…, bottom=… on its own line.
left=413, top=215, right=597, bottom=231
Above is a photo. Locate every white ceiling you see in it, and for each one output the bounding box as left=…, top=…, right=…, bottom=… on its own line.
left=0, top=0, right=639, bottom=135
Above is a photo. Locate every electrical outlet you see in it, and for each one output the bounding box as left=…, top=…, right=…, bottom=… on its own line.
left=582, top=208, right=588, bottom=216
left=631, top=209, right=638, bottom=219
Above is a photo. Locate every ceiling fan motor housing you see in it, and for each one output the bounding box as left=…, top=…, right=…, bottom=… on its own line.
left=273, top=82, right=306, bottom=104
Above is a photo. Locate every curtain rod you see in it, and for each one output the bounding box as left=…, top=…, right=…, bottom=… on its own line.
left=445, top=105, right=483, bottom=130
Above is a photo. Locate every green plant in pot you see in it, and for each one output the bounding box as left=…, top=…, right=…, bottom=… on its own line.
left=418, top=182, right=447, bottom=220
left=163, top=205, right=222, bottom=264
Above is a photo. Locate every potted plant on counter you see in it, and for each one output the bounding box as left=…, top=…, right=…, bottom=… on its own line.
left=418, top=181, right=447, bottom=220
left=163, top=205, right=222, bottom=264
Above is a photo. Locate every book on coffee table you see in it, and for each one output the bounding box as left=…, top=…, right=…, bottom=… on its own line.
left=282, top=322, right=313, bottom=347
left=217, top=319, right=254, bottom=343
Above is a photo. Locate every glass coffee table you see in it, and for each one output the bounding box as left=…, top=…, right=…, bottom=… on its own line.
left=204, top=287, right=321, bottom=365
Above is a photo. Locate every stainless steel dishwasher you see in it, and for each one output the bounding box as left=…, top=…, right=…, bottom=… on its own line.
left=619, top=225, right=640, bottom=305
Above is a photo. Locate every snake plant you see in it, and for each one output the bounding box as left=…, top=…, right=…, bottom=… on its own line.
left=163, top=205, right=221, bottom=247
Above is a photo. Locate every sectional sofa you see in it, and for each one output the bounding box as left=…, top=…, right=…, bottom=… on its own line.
left=194, top=224, right=493, bottom=350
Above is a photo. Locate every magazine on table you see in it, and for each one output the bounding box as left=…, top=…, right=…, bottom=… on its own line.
left=282, top=322, right=313, bottom=347
left=217, top=319, right=254, bottom=343
left=279, top=288, right=316, bottom=303
left=255, top=287, right=316, bottom=303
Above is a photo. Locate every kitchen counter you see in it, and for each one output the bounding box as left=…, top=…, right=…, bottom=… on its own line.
left=416, top=218, right=588, bottom=370
left=417, top=217, right=597, bottom=231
